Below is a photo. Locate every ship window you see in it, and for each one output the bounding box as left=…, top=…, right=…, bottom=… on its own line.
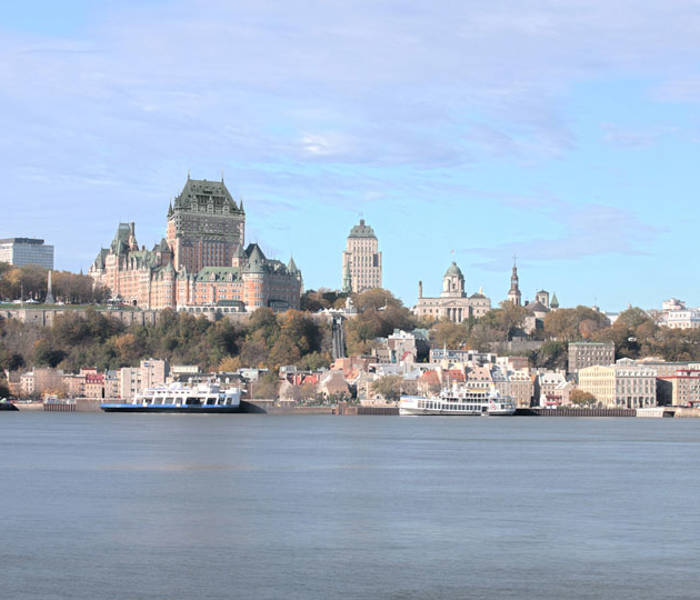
left=185, top=397, right=200, bottom=405
left=207, top=397, right=217, bottom=405
left=143, top=397, right=153, bottom=404
left=164, top=397, right=174, bottom=404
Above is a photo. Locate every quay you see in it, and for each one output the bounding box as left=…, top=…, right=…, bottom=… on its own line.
left=515, top=407, right=637, bottom=417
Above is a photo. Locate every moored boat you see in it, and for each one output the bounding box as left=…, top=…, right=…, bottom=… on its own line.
left=101, top=382, right=241, bottom=413
left=399, top=384, right=515, bottom=416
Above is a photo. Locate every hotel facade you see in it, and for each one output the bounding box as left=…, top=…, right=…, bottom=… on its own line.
left=89, top=176, right=302, bottom=311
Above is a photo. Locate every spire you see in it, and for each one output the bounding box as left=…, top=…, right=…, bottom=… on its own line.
left=287, top=256, right=299, bottom=274
left=551, top=292, right=559, bottom=309
left=168, top=200, right=173, bottom=218
left=507, top=257, right=521, bottom=306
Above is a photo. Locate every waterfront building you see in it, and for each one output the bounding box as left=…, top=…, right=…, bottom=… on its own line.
left=568, top=341, right=615, bottom=374
left=0, top=238, right=54, bottom=269
left=657, top=368, right=700, bottom=407
left=341, top=219, right=382, bottom=293
left=577, top=364, right=657, bottom=409
left=118, top=359, right=168, bottom=400
left=89, top=176, right=302, bottom=311
left=537, top=370, right=573, bottom=407
left=414, top=262, right=491, bottom=323
left=490, top=365, right=534, bottom=408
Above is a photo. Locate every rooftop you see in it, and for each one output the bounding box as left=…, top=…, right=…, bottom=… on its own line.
left=348, top=219, right=377, bottom=239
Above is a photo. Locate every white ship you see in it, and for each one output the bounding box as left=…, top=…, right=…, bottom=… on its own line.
left=101, top=382, right=242, bottom=413
left=399, top=384, right=516, bottom=417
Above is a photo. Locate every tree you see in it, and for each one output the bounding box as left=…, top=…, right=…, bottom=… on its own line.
left=531, top=341, right=567, bottom=370
left=371, top=375, right=403, bottom=402
left=430, top=319, right=469, bottom=349
left=218, top=355, right=241, bottom=372
left=570, top=389, right=596, bottom=407
left=33, top=339, right=66, bottom=368
left=251, top=372, right=278, bottom=399
left=352, top=289, right=402, bottom=311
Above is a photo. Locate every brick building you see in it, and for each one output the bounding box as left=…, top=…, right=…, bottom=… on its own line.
left=89, top=176, right=302, bottom=311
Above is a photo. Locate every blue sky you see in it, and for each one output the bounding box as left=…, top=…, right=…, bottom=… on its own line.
left=2, top=1, right=699, bottom=311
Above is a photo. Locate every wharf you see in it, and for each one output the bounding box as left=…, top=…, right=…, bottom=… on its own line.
left=239, top=400, right=334, bottom=415
left=515, top=407, right=637, bottom=417
left=336, top=403, right=399, bottom=416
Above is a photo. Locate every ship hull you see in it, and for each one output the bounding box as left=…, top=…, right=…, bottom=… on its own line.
left=101, top=404, right=240, bottom=413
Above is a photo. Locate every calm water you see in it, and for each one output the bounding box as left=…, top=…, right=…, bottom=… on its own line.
left=2, top=414, right=700, bottom=599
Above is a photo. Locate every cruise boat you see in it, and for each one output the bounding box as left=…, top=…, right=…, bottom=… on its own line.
left=101, top=382, right=241, bottom=413
left=399, top=384, right=515, bottom=417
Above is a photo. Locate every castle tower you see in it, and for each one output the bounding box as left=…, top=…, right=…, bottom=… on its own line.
left=507, top=259, right=522, bottom=306
left=166, top=175, right=245, bottom=274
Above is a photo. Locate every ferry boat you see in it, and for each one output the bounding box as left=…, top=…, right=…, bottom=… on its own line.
left=101, top=382, right=241, bottom=413
left=399, top=384, right=515, bottom=417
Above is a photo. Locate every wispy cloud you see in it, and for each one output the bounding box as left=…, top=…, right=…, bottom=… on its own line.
left=464, top=197, right=665, bottom=271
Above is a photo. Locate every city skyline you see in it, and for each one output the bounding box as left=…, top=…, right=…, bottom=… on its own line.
left=2, top=2, right=700, bottom=311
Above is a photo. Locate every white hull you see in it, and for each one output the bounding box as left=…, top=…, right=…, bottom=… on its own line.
left=399, top=406, right=483, bottom=417
left=399, top=389, right=515, bottom=417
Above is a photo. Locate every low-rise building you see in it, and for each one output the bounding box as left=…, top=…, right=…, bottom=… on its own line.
left=657, top=368, right=700, bottom=407
left=577, top=364, right=657, bottom=409
left=537, top=370, right=573, bottom=407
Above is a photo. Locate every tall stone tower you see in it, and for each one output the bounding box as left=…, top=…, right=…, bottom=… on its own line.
left=166, top=175, right=245, bottom=274
left=341, top=219, right=382, bottom=293
left=507, top=260, right=522, bottom=306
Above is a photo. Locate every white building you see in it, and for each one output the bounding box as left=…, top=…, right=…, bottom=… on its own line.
left=414, top=262, right=491, bottom=323
left=0, top=238, right=54, bottom=269
left=577, top=363, right=657, bottom=409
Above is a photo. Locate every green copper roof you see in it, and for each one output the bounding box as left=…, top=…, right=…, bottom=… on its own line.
left=173, top=176, right=240, bottom=213
left=348, top=219, right=376, bottom=239
left=444, top=261, right=464, bottom=279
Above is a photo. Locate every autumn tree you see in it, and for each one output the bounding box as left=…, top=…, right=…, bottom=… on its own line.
left=371, top=375, right=403, bottom=402
left=570, top=389, right=597, bottom=407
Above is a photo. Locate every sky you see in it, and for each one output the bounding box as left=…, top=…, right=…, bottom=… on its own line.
left=1, top=0, right=699, bottom=311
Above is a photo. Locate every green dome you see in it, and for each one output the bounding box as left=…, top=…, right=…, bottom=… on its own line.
left=444, top=261, right=464, bottom=279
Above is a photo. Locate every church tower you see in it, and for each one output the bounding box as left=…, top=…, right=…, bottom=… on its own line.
left=507, top=260, right=522, bottom=306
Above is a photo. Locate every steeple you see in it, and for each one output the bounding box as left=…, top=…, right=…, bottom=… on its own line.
left=551, top=292, right=559, bottom=309
left=507, top=257, right=522, bottom=306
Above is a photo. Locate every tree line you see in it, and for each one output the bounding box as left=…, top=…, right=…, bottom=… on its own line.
left=0, top=263, right=109, bottom=304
